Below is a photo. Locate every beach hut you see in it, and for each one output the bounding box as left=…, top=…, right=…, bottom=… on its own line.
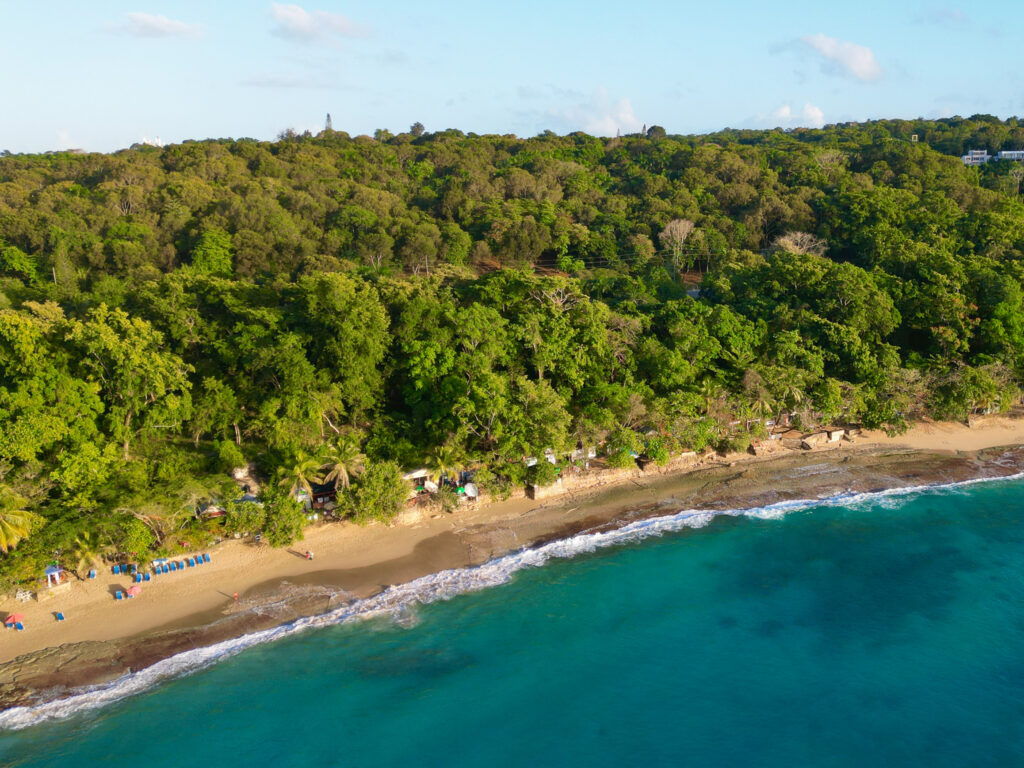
left=44, top=565, right=65, bottom=587
left=310, top=481, right=338, bottom=511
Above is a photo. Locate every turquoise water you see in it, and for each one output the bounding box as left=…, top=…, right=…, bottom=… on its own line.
left=3, top=478, right=1024, bottom=766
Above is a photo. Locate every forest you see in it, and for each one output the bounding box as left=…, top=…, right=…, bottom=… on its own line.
left=2, top=114, right=1024, bottom=587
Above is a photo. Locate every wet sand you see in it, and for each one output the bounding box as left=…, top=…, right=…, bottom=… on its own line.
left=4, top=416, right=1024, bottom=711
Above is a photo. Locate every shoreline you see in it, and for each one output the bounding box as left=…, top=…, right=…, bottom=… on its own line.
left=4, top=415, right=1024, bottom=711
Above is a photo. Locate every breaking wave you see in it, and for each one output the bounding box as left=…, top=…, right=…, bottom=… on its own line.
left=3, top=469, right=1022, bottom=730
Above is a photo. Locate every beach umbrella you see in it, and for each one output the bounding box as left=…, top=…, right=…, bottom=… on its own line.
left=4, top=614, right=24, bottom=626
left=126, top=585, right=142, bottom=597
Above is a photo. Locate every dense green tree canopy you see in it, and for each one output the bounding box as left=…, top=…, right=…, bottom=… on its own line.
left=2, top=116, right=1024, bottom=587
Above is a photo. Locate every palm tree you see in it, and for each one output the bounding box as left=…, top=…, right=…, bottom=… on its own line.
left=429, top=444, right=462, bottom=486
left=70, top=531, right=107, bottom=579
left=279, top=452, right=324, bottom=498
left=321, top=434, right=366, bottom=491
left=0, top=486, right=35, bottom=554
left=698, top=378, right=721, bottom=415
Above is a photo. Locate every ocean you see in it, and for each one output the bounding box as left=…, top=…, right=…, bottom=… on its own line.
left=2, top=476, right=1023, bottom=766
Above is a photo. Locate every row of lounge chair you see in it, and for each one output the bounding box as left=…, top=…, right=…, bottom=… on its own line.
left=151, top=553, right=211, bottom=576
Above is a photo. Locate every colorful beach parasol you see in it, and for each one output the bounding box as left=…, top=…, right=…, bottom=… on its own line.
left=126, top=585, right=142, bottom=597
left=4, top=614, right=24, bottom=626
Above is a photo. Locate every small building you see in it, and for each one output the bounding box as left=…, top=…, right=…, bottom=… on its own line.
left=962, top=149, right=992, bottom=166
left=997, top=150, right=1024, bottom=161
left=44, top=565, right=65, bottom=587
left=402, top=468, right=430, bottom=500
left=310, top=481, right=337, bottom=511
left=198, top=501, right=226, bottom=519
left=402, top=468, right=430, bottom=485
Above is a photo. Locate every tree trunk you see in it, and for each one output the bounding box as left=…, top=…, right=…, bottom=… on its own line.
left=123, top=410, right=133, bottom=460
left=233, top=422, right=242, bottom=446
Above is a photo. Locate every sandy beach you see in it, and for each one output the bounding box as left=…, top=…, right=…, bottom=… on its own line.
left=4, top=414, right=1024, bottom=708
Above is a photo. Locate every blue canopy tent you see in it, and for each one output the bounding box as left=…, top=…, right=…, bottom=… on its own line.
left=44, top=565, right=65, bottom=588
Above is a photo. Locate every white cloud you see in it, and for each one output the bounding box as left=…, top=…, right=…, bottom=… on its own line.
left=548, top=88, right=642, bottom=136
left=108, top=13, right=203, bottom=38
left=763, top=103, right=826, bottom=129
left=802, top=104, right=826, bottom=128
left=801, top=33, right=882, bottom=82
left=917, top=6, right=969, bottom=26
left=270, top=3, right=369, bottom=43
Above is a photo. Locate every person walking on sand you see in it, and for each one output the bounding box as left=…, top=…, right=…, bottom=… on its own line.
left=233, top=592, right=238, bottom=602
left=305, top=550, right=313, bottom=561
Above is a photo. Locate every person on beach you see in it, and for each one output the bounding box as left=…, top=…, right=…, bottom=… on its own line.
left=233, top=592, right=238, bottom=601
left=305, top=550, right=313, bottom=561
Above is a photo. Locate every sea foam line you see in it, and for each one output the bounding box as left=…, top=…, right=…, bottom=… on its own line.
left=2, top=468, right=1022, bottom=730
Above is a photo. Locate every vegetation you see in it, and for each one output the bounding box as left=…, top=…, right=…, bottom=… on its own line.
left=2, top=115, right=1024, bottom=588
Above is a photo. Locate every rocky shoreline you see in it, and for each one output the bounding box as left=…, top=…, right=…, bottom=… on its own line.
left=3, top=443, right=1023, bottom=713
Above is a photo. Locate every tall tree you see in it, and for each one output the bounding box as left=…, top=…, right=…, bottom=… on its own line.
left=0, top=486, right=37, bottom=553
left=321, top=434, right=366, bottom=491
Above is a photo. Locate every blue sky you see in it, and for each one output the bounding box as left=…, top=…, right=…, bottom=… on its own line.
left=1, top=1, right=1020, bottom=152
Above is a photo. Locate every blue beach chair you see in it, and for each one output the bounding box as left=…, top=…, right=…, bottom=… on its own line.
left=203, top=553, right=211, bottom=563
left=144, top=572, right=151, bottom=582
left=15, top=622, right=24, bottom=631
left=56, top=612, right=65, bottom=622
left=170, top=562, right=177, bottom=572
left=131, top=564, right=138, bottom=573
left=115, top=591, right=123, bottom=601
left=112, top=564, right=120, bottom=575
left=88, top=569, right=96, bottom=579
left=189, top=558, right=196, bottom=567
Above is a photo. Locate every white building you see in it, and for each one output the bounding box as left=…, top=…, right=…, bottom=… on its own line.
left=962, top=149, right=1024, bottom=165
left=962, top=149, right=992, bottom=166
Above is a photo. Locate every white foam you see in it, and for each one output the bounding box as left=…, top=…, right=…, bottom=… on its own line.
left=3, top=468, right=1022, bottom=730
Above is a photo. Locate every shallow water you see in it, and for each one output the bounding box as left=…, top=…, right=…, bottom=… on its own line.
left=2, top=477, right=1024, bottom=766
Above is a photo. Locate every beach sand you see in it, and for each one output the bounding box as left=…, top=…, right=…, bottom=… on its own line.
left=4, top=415, right=1024, bottom=707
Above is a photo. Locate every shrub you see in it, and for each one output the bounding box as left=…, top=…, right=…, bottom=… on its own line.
left=527, top=459, right=559, bottom=486
left=605, top=427, right=643, bottom=468
left=344, top=461, right=409, bottom=525
left=644, top=436, right=670, bottom=465
left=216, top=440, right=246, bottom=474
left=434, top=486, right=461, bottom=513
left=260, top=491, right=306, bottom=547
left=224, top=499, right=266, bottom=537
left=118, top=517, right=155, bottom=560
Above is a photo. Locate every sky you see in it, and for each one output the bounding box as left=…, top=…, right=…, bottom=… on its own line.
left=0, top=0, right=1021, bottom=153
